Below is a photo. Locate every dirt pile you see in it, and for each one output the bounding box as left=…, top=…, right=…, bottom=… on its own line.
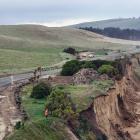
left=73, top=68, right=98, bottom=84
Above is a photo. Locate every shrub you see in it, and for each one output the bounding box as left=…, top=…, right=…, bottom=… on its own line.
left=46, top=88, right=77, bottom=120
left=31, top=82, right=51, bottom=99
left=61, top=60, right=80, bottom=76
left=93, top=60, right=114, bottom=69
left=61, top=60, right=96, bottom=76
left=80, top=61, right=96, bottom=69
left=63, top=47, right=76, bottom=55
left=15, top=121, right=21, bottom=129
left=98, top=64, right=118, bottom=77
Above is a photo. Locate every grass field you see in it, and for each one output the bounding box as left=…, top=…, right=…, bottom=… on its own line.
left=0, top=25, right=139, bottom=75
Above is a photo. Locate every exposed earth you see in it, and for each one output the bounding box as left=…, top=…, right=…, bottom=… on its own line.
left=0, top=86, right=21, bottom=140
left=125, top=91, right=140, bottom=140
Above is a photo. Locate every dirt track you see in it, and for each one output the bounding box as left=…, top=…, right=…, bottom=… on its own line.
left=0, top=86, right=21, bottom=140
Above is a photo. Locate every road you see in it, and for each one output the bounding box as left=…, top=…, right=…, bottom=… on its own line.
left=0, top=69, right=61, bottom=87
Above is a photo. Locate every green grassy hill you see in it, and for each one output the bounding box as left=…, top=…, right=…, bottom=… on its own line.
left=70, top=18, right=140, bottom=30
left=0, top=24, right=139, bottom=75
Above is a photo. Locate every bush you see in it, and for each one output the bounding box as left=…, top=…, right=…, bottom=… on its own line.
left=63, top=47, right=76, bottom=55
left=15, top=121, right=24, bottom=130
left=80, top=61, right=96, bottom=69
left=46, top=88, right=77, bottom=120
left=93, top=60, right=114, bottom=69
left=31, top=82, right=51, bottom=99
left=98, top=64, right=118, bottom=77
left=61, top=60, right=96, bottom=76
left=61, top=60, right=80, bottom=76
left=15, top=121, right=21, bottom=129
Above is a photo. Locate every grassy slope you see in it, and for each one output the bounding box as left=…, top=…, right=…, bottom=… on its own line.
left=0, top=24, right=140, bottom=74
left=7, top=85, right=76, bottom=140
left=7, top=119, right=70, bottom=140
left=70, top=18, right=140, bottom=29
left=58, top=80, right=114, bottom=112
left=7, top=80, right=113, bottom=140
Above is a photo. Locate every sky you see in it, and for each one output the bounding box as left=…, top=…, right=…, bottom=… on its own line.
left=0, top=0, right=140, bottom=26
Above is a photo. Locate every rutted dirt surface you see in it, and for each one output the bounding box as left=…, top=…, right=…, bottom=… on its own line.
left=0, top=86, right=21, bottom=140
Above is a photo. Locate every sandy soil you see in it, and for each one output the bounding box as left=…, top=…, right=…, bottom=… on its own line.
left=125, top=91, right=140, bottom=140
left=0, top=86, right=21, bottom=140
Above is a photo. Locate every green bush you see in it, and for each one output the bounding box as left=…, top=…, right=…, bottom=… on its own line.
left=98, top=64, right=118, bottom=77
left=93, top=60, right=114, bottom=69
left=46, top=88, right=77, bottom=120
left=63, top=47, right=76, bottom=55
left=61, top=60, right=80, bottom=76
left=31, top=82, right=51, bottom=99
left=15, top=121, right=21, bottom=129
left=61, top=60, right=96, bottom=76
left=80, top=61, right=96, bottom=69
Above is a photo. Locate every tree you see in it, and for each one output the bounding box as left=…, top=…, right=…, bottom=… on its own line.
left=63, top=47, right=76, bottom=55
left=31, top=82, right=51, bottom=99
left=93, top=60, right=114, bottom=69
left=98, top=64, right=118, bottom=77
left=80, top=61, right=96, bottom=69
left=80, top=27, right=140, bottom=41
left=61, top=60, right=98, bottom=76
left=61, top=60, right=80, bottom=76
left=46, top=88, right=77, bottom=120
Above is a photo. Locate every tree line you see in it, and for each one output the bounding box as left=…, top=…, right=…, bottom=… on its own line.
left=80, top=27, right=140, bottom=40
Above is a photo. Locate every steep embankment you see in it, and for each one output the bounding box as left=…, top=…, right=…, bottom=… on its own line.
left=92, top=54, right=140, bottom=140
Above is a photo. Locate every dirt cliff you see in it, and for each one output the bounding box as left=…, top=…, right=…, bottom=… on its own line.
left=92, top=54, right=140, bottom=140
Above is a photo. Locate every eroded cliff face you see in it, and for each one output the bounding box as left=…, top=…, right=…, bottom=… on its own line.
left=93, top=54, right=140, bottom=140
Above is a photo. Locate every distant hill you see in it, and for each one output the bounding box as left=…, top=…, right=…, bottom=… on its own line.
left=70, top=18, right=140, bottom=30
left=1, top=24, right=140, bottom=75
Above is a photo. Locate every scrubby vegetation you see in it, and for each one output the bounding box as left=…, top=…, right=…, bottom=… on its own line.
left=80, top=61, right=96, bottom=69
left=31, top=82, right=51, bottom=99
left=98, top=64, right=118, bottom=77
left=63, top=47, right=77, bottom=55
left=61, top=59, right=122, bottom=78
left=7, top=77, right=112, bottom=140
left=92, top=80, right=114, bottom=92
left=8, top=60, right=119, bottom=140
left=61, top=60, right=80, bottom=76
left=61, top=60, right=96, bottom=76
left=46, top=88, right=77, bottom=120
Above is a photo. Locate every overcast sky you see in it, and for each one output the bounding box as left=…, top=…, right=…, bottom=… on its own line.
left=0, top=0, right=140, bottom=26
